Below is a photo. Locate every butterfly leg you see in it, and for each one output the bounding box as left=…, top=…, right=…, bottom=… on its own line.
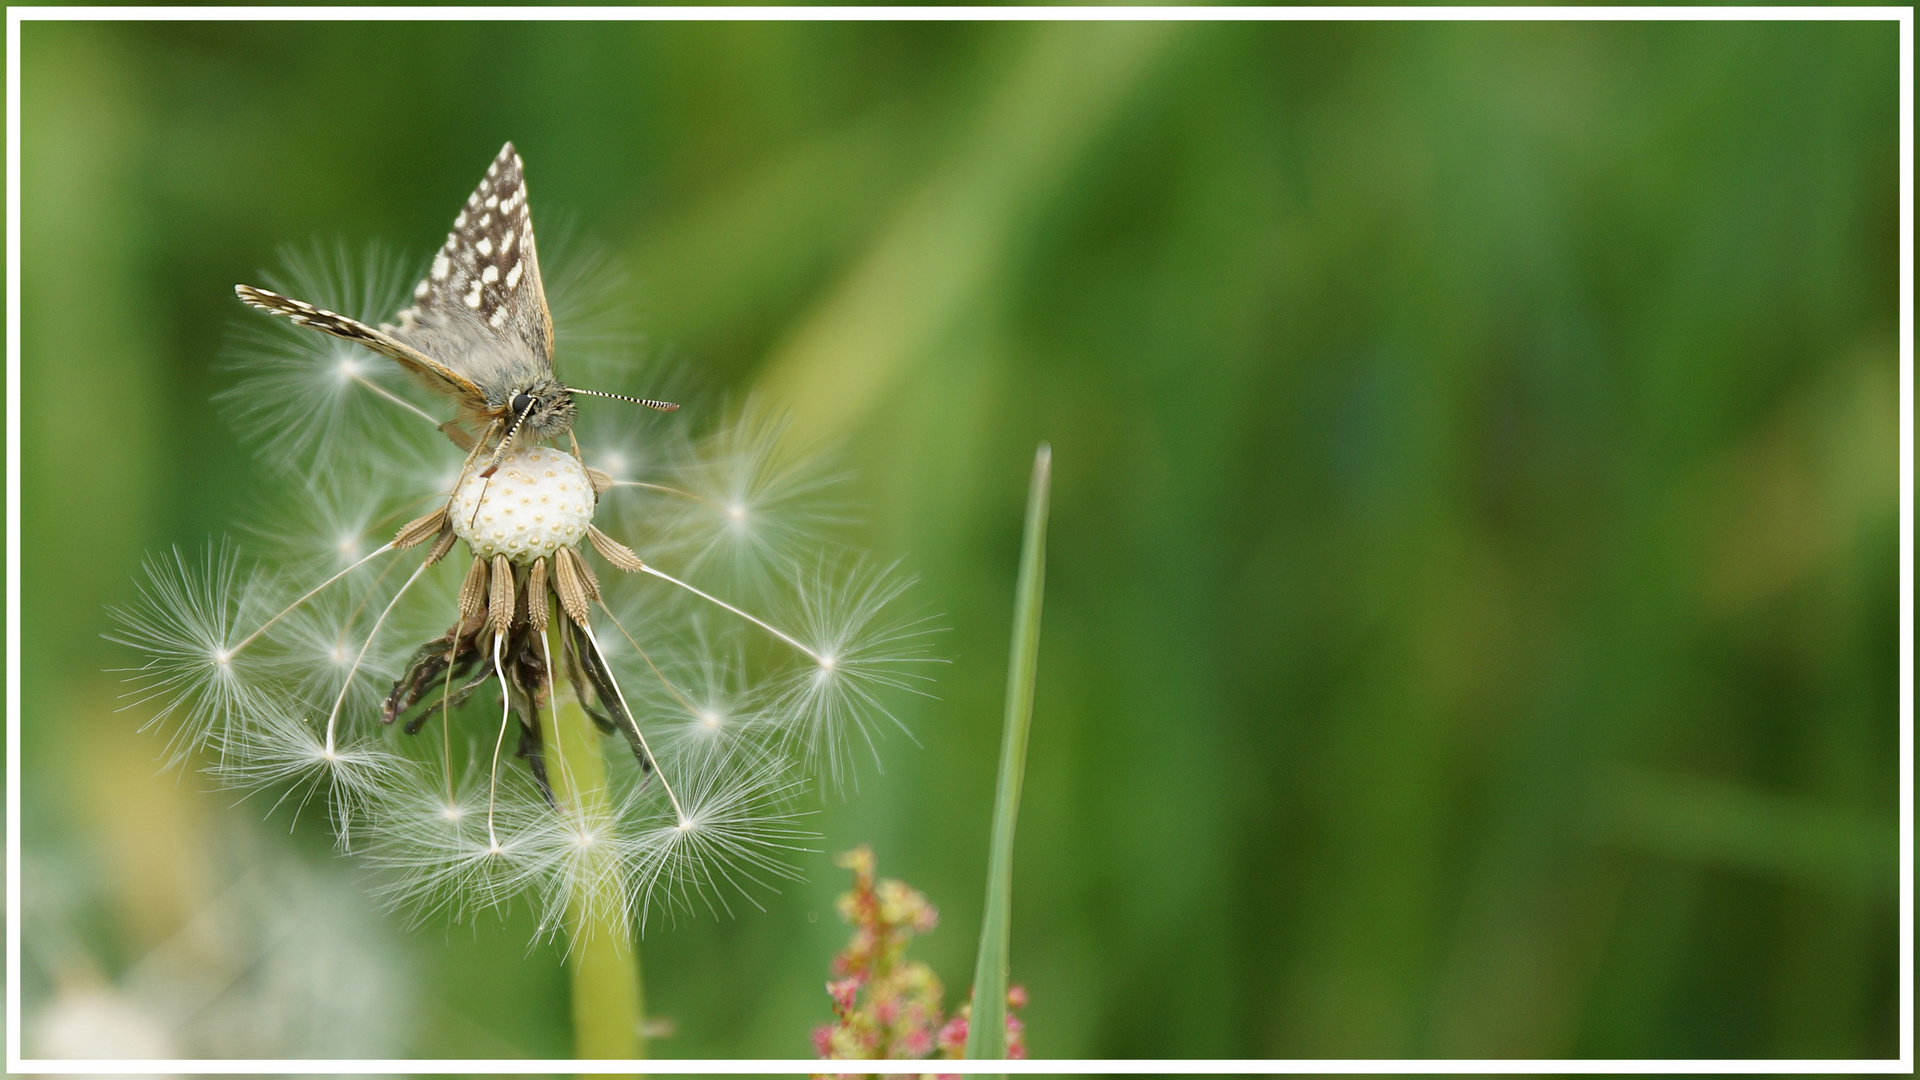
left=442, top=418, right=504, bottom=533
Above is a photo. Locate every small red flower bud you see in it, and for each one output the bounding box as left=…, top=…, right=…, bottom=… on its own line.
left=936, top=1014, right=968, bottom=1051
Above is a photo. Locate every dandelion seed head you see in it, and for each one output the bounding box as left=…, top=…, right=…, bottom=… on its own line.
left=127, top=209, right=931, bottom=944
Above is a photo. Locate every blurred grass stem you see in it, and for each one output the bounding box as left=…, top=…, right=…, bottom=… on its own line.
left=541, top=626, right=645, bottom=1067
left=966, top=443, right=1051, bottom=1062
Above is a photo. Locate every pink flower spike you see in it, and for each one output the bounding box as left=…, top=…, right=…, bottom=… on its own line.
left=811, top=1024, right=836, bottom=1057
left=1007, top=984, right=1028, bottom=1008
left=827, top=977, right=860, bottom=1013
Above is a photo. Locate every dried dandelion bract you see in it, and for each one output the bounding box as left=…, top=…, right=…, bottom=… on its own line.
left=113, top=144, right=934, bottom=936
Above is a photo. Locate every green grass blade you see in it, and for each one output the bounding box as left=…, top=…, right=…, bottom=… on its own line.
left=966, top=443, right=1052, bottom=1061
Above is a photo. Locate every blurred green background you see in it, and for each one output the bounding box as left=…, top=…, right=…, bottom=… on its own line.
left=19, top=17, right=1901, bottom=1061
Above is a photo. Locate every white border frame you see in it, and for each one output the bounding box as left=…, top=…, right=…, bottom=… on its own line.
left=6, top=5, right=1912, bottom=1074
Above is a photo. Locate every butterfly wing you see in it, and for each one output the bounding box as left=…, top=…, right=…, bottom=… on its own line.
left=234, top=284, right=487, bottom=407
left=388, top=142, right=554, bottom=401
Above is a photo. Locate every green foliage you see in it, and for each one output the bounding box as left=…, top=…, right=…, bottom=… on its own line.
left=20, top=19, right=1898, bottom=1060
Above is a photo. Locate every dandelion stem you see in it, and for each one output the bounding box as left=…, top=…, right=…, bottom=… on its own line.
left=965, top=443, right=1050, bottom=1063
left=541, top=623, right=647, bottom=1063
left=322, top=554, right=430, bottom=751
left=230, top=542, right=394, bottom=657
left=636, top=564, right=822, bottom=664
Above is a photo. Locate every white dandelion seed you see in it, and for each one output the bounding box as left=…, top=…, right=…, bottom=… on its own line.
left=212, top=702, right=410, bottom=844
left=767, top=557, right=944, bottom=790
left=365, top=759, right=555, bottom=923
left=106, top=542, right=280, bottom=765
left=622, top=744, right=812, bottom=928
left=218, top=240, right=441, bottom=478
left=598, top=405, right=849, bottom=599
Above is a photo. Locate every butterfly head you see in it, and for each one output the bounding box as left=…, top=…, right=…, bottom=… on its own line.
left=508, top=376, right=577, bottom=442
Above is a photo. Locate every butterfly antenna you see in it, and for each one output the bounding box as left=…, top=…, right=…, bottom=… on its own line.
left=565, top=387, right=680, bottom=412
left=478, top=409, right=531, bottom=478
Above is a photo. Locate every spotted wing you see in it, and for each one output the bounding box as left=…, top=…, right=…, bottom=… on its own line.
left=234, top=284, right=486, bottom=407
left=389, top=142, right=554, bottom=389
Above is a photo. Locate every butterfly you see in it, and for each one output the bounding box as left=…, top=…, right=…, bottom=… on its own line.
left=236, top=141, right=674, bottom=478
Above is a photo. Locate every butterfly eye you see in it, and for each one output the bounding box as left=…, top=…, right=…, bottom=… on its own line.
left=512, top=392, right=533, bottom=416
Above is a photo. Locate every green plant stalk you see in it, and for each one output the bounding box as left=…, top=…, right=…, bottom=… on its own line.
left=966, top=443, right=1051, bottom=1062
left=541, top=624, right=645, bottom=1066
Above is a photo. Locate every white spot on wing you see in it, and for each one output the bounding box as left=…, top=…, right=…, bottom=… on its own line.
left=415, top=280, right=429, bottom=299
left=505, top=262, right=522, bottom=289
left=481, top=265, right=498, bottom=284
left=431, top=254, right=450, bottom=280
left=490, top=308, right=508, bottom=329
left=476, top=237, right=492, bottom=256
left=464, top=281, right=483, bottom=309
